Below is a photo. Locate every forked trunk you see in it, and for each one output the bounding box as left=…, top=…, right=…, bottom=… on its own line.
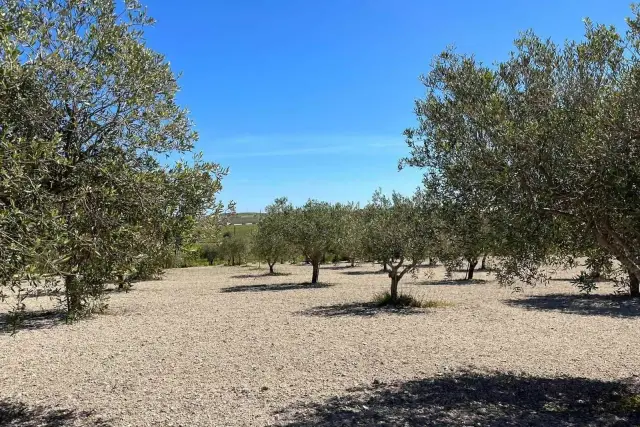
left=467, top=258, right=478, bottom=281
left=269, top=262, right=275, bottom=274
left=311, top=261, right=320, bottom=284
left=630, top=270, right=640, bottom=298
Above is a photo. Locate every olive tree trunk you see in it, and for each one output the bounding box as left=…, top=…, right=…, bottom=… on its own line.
left=466, top=258, right=478, bottom=280
left=592, top=226, right=640, bottom=297
left=269, top=261, right=275, bottom=274
left=64, top=274, right=81, bottom=321
left=311, top=261, right=320, bottom=284
left=480, top=254, right=487, bottom=270
left=390, top=272, right=399, bottom=301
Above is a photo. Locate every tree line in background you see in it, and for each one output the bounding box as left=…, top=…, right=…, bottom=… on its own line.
left=206, top=190, right=490, bottom=302
left=0, top=0, right=230, bottom=326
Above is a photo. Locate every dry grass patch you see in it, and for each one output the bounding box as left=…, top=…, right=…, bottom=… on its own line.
left=373, top=291, right=453, bottom=309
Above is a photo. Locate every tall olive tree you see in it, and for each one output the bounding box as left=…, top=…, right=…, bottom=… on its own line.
left=0, top=0, right=228, bottom=320
left=402, top=9, right=640, bottom=296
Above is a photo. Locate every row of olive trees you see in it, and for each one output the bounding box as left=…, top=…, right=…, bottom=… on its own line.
left=402, top=7, right=640, bottom=297
left=0, top=0, right=229, bottom=324
left=249, top=190, right=489, bottom=302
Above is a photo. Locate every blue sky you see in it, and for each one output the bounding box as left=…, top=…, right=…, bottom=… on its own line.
left=144, top=0, right=631, bottom=212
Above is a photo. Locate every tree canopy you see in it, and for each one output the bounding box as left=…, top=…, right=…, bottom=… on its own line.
left=402, top=10, right=640, bottom=296
left=0, top=0, right=229, bottom=324
left=364, top=190, right=438, bottom=300
left=253, top=198, right=294, bottom=273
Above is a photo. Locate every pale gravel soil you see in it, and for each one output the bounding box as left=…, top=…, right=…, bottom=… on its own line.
left=1, top=263, right=639, bottom=426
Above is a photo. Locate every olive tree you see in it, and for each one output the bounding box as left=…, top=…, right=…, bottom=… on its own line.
left=334, top=202, right=364, bottom=267
left=0, top=0, right=229, bottom=321
left=220, top=234, right=249, bottom=266
left=402, top=9, right=640, bottom=296
left=253, top=198, right=294, bottom=273
left=436, top=194, right=494, bottom=280
left=289, top=200, right=340, bottom=284
left=365, top=190, right=437, bottom=301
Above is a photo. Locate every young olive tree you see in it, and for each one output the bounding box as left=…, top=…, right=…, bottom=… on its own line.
left=365, top=190, right=437, bottom=301
left=436, top=194, right=494, bottom=280
left=289, top=200, right=340, bottom=284
left=402, top=9, right=640, bottom=296
left=220, top=234, right=249, bottom=266
left=334, top=202, right=365, bottom=267
left=253, top=198, right=294, bottom=274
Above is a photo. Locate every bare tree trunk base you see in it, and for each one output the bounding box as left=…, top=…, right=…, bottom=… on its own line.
left=311, top=262, right=320, bottom=284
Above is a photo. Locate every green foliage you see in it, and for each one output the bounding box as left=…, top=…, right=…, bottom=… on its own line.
left=402, top=8, right=640, bottom=295
left=436, top=195, right=493, bottom=280
left=221, top=224, right=257, bottom=239
left=200, top=244, right=220, bottom=266
left=288, top=200, right=342, bottom=283
left=0, top=0, right=229, bottom=324
left=220, top=234, right=250, bottom=266
left=364, top=190, right=438, bottom=300
left=571, top=271, right=599, bottom=296
left=334, top=202, right=365, bottom=266
left=253, top=198, right=294, bottom=273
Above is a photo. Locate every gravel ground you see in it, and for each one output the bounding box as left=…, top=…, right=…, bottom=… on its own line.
left=1, top=262, right=639, bottom=426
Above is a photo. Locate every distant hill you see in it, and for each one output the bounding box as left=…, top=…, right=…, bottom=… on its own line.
left=223, top=212, right=264, bottom=225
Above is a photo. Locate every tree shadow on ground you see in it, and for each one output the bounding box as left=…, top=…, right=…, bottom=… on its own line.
left=417, top=278, right=487, bottom=286
left=298, top=302, right=423, bottom=317
left=22, top=286, right=133, bottom=300
left=274, top=370, right=640, bottom=426
left=220, top=282, right=332, bottom=293
left=342, top=270, right=388, bottom=276
left=505, top=294, right=640, bottom=318
left=22, top=289, right=64, bottom=299
left=0, top=398, right=111, bottom=426
left=230, top=272, right=292, bottom=279
left=0, top=309, right=66, bottom=334
left=548, top=277, right=611, bottom=283
left=415, top=263, right=441, bottom=269
left=321, top=265, right=355, bottom=270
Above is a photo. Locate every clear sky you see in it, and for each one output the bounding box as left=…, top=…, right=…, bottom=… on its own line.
left=143, top=0, right=632, bottom=212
